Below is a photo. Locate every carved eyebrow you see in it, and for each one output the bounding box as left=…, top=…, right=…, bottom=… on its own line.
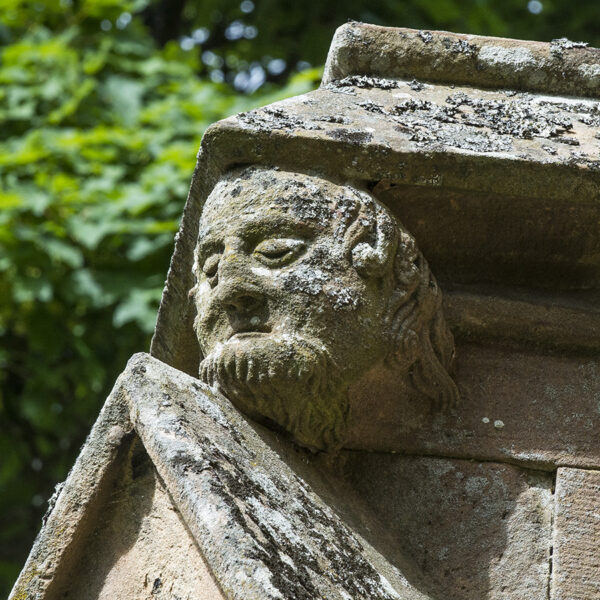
left=195, top=235, right=222, bottom=263
left=242, top=215, right=318, bottom=239
left=197, top=215, right=318, bottom=259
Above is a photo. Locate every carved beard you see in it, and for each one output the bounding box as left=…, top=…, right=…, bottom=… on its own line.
left=199, top=333, right=348, bottom=451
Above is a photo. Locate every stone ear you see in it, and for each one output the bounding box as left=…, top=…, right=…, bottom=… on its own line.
left=350, top=195, right=398, bottom=278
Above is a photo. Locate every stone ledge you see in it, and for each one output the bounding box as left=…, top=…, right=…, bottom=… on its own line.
left=444, top=288, right=600, bottom=353
left=323, top=22, right=600, bottom=98
left=344, top=343, right=600, bottom=469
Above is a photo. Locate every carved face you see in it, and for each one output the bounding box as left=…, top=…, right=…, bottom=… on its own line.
left=193, top=167, right=458, bottom=450
left=193, top=168, right=393, bottom=448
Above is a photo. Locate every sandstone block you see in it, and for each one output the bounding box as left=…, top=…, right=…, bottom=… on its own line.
left=552, top=467, right=600, bottom=600
left=341, top=453, right=553, bottom=600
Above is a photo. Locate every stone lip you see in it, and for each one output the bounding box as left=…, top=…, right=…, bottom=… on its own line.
left=323, top=22, right=600, bottom=98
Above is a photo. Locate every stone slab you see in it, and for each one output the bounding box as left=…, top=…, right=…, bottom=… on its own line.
left=49, top=438, right=225, bottom=600
left=12, top=353, right=430, bottom=600
left=340, top=453, right=553, bottom=600
left=344, top=343, right=600, bottom=469
left=323, top=23, right=600, bottom=98
left=552, top=467, right=600, bottom=599
left=444, top=287, right=600, bottom=354
left=125, top=354, right=427, bottom=600
left=207, top=81, right=600, bottom=205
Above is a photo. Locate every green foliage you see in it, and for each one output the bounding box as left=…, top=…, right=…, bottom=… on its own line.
left=0, top=3, right=319, bottom=593
left=149, top=0, right=600, bottom=88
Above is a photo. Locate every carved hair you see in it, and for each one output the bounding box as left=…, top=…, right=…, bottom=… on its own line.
left=343, top=187, right=459, bottom=410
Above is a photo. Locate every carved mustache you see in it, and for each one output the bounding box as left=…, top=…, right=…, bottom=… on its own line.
left=199, top=334, right=331, bottom=400
left=198, top=333, right=348, bottom=450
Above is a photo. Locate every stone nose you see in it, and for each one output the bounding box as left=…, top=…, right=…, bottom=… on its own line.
left=222, top=288, right=263, bottom=314
left=211, top=243, right=270, bottom=320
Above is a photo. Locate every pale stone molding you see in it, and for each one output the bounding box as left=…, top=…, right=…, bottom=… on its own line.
left=11, top=354, right=427, bottom=600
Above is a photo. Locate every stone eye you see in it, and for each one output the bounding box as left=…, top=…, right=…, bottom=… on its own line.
left=202, top=254, right=220, bottom=281
left=254, top=238, right=305, bottom=267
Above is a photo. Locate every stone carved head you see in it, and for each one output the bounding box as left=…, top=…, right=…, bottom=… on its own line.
left=192, top=166, right=458, bottom=450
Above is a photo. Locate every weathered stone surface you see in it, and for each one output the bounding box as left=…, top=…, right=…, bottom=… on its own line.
left=12, top=353, right=430, bottom=600
left=443, top=288, right=600, bottom=354
left=9, top=384, right=132, bottom=600
left=340, top=454, right=553, bottom=599
left=14, top=353, right=568, bottom=599
left=126, top=353, right=427, bottom=600
left=50, top=439, right=225, bottom=600
left=345, top=343, right=600, bottom=469
left=146, top=24, right=599, bottom=598
left=323, top=23, right=600, bottom=98
left=203, top=81, right=600, bottom=209
left=552, top=467, right=600, bottom=599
